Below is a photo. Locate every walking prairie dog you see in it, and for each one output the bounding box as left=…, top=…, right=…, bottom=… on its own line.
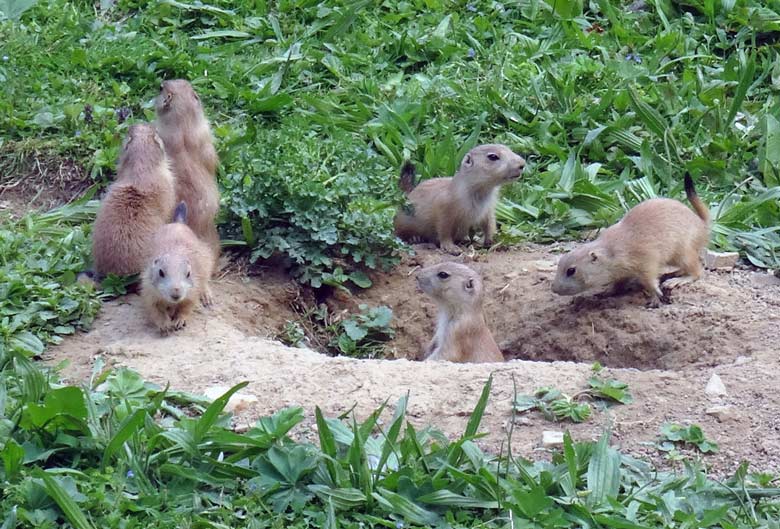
left=552, top=174, right=710, bottom=307
left=92, top=123, right=175, bottom=276
left=141, top=202, right=215, bottom=334
left=416, top=262, right=503, bottom=363
left=155, top=79, right=220, bottom=260
left=395, top=144, right=526, bottom=254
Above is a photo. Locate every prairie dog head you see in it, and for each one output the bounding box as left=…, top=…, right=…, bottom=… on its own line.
left=155, top=79, right=205, bottom=124
left=416, top=262, right=484, bottom=314
left=146, top=253, right=194, bottom=304
left=457, top=144, right=526, bottom=187
left=551, top=243, right=614, bottom=296
left=117, top=123, right=167, bottom=174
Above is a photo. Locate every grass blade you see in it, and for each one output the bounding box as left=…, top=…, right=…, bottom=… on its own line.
left=35, top=469, right=95, bottom=529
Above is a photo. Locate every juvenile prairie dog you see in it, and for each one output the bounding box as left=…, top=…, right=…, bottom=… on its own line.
left=552, top=174, right=710, bottom=307
left=155, top=79, right=220, bottom=260
left=395, top=144, right=526, bottom=254
left=92, top=123, right=175, bottom=276
left=416, top=262, right=503, bottom=363
left=141, top=202, right=216, bottom=334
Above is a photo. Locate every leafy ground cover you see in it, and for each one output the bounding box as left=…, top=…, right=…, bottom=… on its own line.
left=4, top=0, right=780, bottom=286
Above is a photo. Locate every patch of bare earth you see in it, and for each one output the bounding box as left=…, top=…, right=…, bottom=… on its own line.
left=0, top=146, right=92, bottom=219
left=49, top=245, right=780, bottom=477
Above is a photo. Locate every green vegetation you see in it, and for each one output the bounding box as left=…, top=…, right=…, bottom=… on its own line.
left=659, top=423, right=720, bottom=455
left=2, top=363, right=780, bottom=528
left=513, top=366, right=633, bottom=423
left=5, top=0, right=780, bottom=287
left=4, top=0, right=780, bottom=526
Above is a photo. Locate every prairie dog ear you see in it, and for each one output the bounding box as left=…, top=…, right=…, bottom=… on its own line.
left=462, top=153, right=473, bottom=168
left=589, top=249, right=603, bottom=262
left=463, top=277, right=475, bottom=292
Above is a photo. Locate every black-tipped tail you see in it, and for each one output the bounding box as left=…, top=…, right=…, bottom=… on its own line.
left=399, top=161, right=417, bottom=194
left=173, top=201, right=188, bottom=224
left=684, top=172, right=710, bottom=224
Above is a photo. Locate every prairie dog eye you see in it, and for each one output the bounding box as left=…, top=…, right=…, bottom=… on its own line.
left=186, top=270, right=191, bottom=279
left=487, top=153, right=500, bottom=161
left=566, top=267, right=576, bottom=277
left=437, top=271, right=450, bottom=279
left=159, top=269, right=166, bottom=278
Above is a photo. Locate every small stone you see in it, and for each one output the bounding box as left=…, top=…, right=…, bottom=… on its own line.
left=542, top=430, right=564, bottom=448
left=704, top=250, right=739, bottom=270
left=514, top=417, right=533, bottom=426
left=532, top=260, right=557, bottom=273
left=733, top=355, right=752, bottom=366
left=705, top=373, right=728, bottom=397
left=203, top=386, right=259, bottom=413
left=749, top=272, right=780, bottom=288
left=706, top=405, right=737, bottom=423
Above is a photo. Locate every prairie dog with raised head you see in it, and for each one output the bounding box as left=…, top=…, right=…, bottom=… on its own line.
left=155, top=79, right=220, bottom=260
left=92, top=123, right=175, bottom=276
left=416, top=262, right=503, bottom=363
left=394, top=144, right=526, bottom=254
left=141, top=202, right=215, bottom=334
left=552, top=174, right=710, bottom=307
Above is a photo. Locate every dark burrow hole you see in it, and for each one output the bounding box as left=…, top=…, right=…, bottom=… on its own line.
left=499, top=292, right=747, bottom=371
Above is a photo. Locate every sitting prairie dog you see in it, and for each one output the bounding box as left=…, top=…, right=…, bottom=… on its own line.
left=394, top=144, right=526, bottom=254
left=141, top=202, right=216, bottom=334
left=552, top=174, right=710, bottom=307
left=92, top=123, right=175, bottom=277
left=155, top=79, right=221, bottom=260
left=416, top=262, right=503, bottom=363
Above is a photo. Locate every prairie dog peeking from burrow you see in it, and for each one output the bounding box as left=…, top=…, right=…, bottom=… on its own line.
left=551, top=174, right=711, bottom=307
left=416, top=262, right=503, bottom=363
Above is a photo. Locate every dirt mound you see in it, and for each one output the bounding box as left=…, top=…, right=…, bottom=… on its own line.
left=48, top=246, right=780, bottom=476
left=347, top=245, right=763, bottom=370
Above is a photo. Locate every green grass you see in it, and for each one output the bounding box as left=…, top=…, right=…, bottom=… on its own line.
left=4, top=0, right=780, bottom=283
left=3, top=0, right=780, bottom=527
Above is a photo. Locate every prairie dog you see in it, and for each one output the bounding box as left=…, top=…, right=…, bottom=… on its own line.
left=155, top=79, right=220, bottom=260
left=141, top=202, right=215, bottom=334
left=92, top=123, right=175, bottom=276
left=552, top=174, right=711, bottom=307
left=394, top=144, right=526, bottom=254
left=416, top=262, right=503, bottom=363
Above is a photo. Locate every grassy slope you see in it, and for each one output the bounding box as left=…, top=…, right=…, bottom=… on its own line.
left=2, top=0, right=780, bottom=527
left=4, top=0, right=780, bottom=282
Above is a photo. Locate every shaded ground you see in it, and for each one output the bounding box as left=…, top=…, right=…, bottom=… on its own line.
left=0, top=148, right=92, bottom=218
left=49, top=245, right=780, bottom=477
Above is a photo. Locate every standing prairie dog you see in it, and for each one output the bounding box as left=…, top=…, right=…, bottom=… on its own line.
left=552, top=174, right=711, bottom=307
left=92, top=123, right=175, bottom=276
left=394, top=144, right=526, bottom=254
left=141, top=202, right=216, bottom=334
left=155, top=79, right=221, bottom=260
left=416, top=262, right=503, bottom=363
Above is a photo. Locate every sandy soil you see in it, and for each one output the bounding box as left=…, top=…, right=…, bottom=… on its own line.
left=48, top=245, right=780, bottom=477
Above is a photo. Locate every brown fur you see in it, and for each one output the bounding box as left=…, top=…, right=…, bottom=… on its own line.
left=416, top=262, right=503, bottom=363
left=92, top=123, right=175, bottom=276
left=140, top=217, right=215, bottom=334
left=155, top=79, right=220, bottom=260
left=552, top=176, right=711, bottom=307
left=394, top=144, right=526, bottom=254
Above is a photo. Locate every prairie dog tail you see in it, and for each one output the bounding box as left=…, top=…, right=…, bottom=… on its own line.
left=173, top=201, right=188, bottom=223
left=684, top=173, right=710, bottom=224
left=399, top=161, right=417, bottom=194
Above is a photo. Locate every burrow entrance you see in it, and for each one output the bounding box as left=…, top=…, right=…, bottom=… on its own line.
left=338, top=246, right=760, bottom=371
